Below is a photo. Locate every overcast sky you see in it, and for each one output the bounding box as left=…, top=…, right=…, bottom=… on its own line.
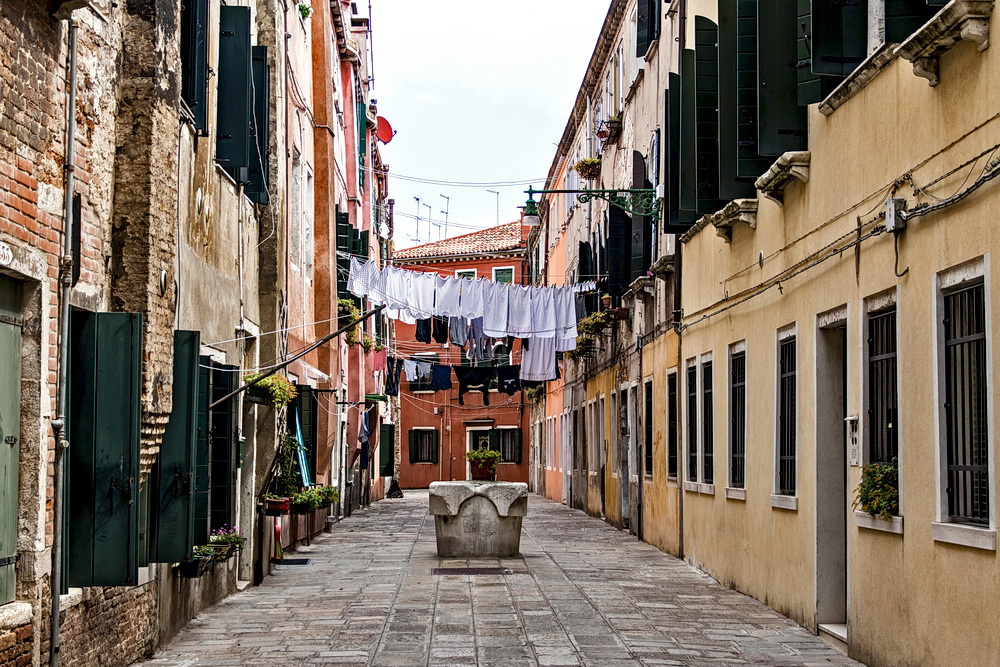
left=369, top=1, right=610, bottom=248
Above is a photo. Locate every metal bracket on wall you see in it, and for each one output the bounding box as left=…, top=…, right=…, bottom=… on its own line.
left=526, top=187, right=660, bottom=220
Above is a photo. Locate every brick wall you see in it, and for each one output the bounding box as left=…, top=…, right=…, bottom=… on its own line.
left=0, top=623, right=33, bottom=667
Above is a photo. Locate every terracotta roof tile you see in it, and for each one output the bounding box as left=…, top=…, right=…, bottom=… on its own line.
left=393, top=221, right=525, bottom=260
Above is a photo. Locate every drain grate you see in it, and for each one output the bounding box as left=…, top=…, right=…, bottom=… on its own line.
left=277, top=558, right=311, bottom=565
left=432, top=567, right=511, bottom=576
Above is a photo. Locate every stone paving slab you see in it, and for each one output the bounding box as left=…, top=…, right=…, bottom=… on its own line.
left=138, top=491, right=862, bottom=667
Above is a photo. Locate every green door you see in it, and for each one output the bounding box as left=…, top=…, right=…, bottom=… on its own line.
left=0, top=276, right=22, bottom=604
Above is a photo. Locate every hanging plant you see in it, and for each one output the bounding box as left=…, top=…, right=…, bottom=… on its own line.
left=297, top=1, right=313, bottom=19
left=361, top=334, right=375, bottom=353
left=525, top=385, right=544, bottom=403
left=338, top=298, right=362, bottom=346
left=573, top=157, right=602, bottom=181
left=243, top=373, right=297, bottom=407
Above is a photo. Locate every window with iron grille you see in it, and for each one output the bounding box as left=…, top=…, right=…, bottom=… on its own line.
left=667, top=373, right=678, bottom=478
left=702, top=361, right=714, bottom=484
left=730, top=350, right=746, bottom=488
left=943, top=282, right=989, bottom=525
left=687, top=364, right=698, bottom=482
left=777, top=337, right=797, bottom=496
left=868, top=308, right=898, bottom=464
left=644, top=380, right=654, bottom=476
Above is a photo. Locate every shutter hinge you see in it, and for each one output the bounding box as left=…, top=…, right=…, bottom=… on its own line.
left=0, top=554, right=19, bottom=568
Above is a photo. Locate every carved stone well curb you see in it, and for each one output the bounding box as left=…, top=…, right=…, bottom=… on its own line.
left=428, top=481, right=528, bottom=558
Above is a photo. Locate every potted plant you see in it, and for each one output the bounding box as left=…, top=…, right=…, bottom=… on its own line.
left=573, top=157, right=602, bottom=181
left=601, top=293, right=612, bottom=308
left=466, top=446, right=502, bottom=481
left=243, top=373, right=298, bottom=407
left=210, top=525, right=247, bottom=553
left=578, top=309, right=614, bottom=336
left=361, top=334, right=375, bottom=353
left=316, top=485, right=339, bottom=506
left=291, top=488, right=322, bottom=514
left=176, top=545, right=216, bottom=578
left=264, top=493, right=292, bottom=516
left=852, top=459, right=899, bottom=521
left=338, top=298, right=362, bottom=347
left=297, top=1, right=313, bottom=19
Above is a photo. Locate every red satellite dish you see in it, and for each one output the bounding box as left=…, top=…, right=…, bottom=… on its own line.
left=376, top=116, right=395, bottom=144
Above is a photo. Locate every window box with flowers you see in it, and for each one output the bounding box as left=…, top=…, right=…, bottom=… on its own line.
left=573, top=157, right=602, bottom=181
left=244, top=373, right=297, bottom=408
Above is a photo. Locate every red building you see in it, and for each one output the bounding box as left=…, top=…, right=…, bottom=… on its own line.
left=393, top=222, right=531, bottom=488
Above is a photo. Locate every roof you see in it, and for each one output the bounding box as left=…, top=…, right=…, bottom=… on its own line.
left=393, top=221, right=526, bottom=261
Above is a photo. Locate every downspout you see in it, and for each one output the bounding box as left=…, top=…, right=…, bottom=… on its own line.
left=50, top=18, right=79, bottom=667
left=636, top=334, right=644, bottom=541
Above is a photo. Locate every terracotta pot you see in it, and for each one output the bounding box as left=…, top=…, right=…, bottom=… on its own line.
left=264, top=497, right=291, bottom=516
left=470, top=462, right=496, bottom=481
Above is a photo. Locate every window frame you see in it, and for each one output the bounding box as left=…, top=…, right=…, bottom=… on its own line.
left=865, top=296, right=899, bottom=466
left=775, top=327, right=798, bottom=499
left=455, top=269, right=477, bottom=280
left=643, top=377, right=654, bottom=478
left=667, top=369, right=678, bottom=480
left=492, top=266, right=515, bottom=284
left=409, top=427, right=438, bottom=464
left=728, top=341, right=747, bottom=491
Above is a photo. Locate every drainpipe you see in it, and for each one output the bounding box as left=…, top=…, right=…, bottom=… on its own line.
left=49, top=18, right=79, bottom=667
left=673, top=233, right=684, bottom=560
left=636, top=333, right=644, bottom=542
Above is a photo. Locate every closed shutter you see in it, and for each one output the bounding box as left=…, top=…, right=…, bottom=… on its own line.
left=151, top=331, right=200, bottom=563
left=812, top=0, right=867, bottom=76
left=636, top=0, right=651, bottom=57
left=512, top=429, right=523, bottom=465
left=194, top=357, right=212, bottom=545
left=757, top=0, right=807, bottom=155
left=209, top=365, right=238, bottom=532
left=336, top=212, right=352, bottom=296
left=718, top=0, right=770, bottom=198
left=630, top=150, right=650, bottom=283
left=694, top=17, right=724, bottom=216
left=293, top=385, right=318, bottom=478
left=663, top=74, right=691, bottom=232
left=66, top=312, right=142, bottom=587
left=180, top=0, right=209, bottom=132
left=679, top=49, right=697, bottom=214
left=606, top=205, right=631, bottom=298
left=0, top=277, right=22, bottom=603
left=408, top=430, right=418, bottom=464
left=246, top=46, right=270, bottom=204
left=429, top=430, right=439, bottom=465
left=379, top=424, right=395, bottom=477
left=796, top=0, right=840, bottom=105
left=216, top=6, right=252, bottom=183
left=357, top=101, right=367, bottom=187
left=886, top=0, right=939, bottom=42
left=488, top=429, right=501, bottom=453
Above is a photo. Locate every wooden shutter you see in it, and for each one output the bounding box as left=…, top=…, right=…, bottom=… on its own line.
left=606, top=205, right=631, bottom=298
left=336, top=212, right=352, bottom=296
left=379, top=424, right=395, bottom=477
left=630, top=150, right=650, bottom=283
left=694, top=18, right=724, bottom=217
left=812, top=0, right=867, bottom=76
left=180, top=0, right=209, bottom=133
left=0, top=277, right=21, bottom=603
left=679, top=49, right=697, bottom=214
left=488, top=429, right=501, bottom=453
left=408, top=430, right=418, bottom=464
left=151, top=331, right=200, bottom=563
left=663, top=74, right=692, bottom=232
left=718, top=0, right=770, bottom=198
left=636, top=0, right=651, bottom=57
left=209, top=365, right=238, bottom=532
left=293, top=385, right=318, bottom=477
left=246, top=46, right=270, bottom=204
left=194, top=356, right=212, bottom=545
left=757, top=0, right=807, bottom=155
left=216, top=6, right=252, bottom=183
left=429, top=430, right=439, bottom=465
left=66, top=311, right=142, bottom=587
left=886, top=0, right=939, bottom=42
left=512, top=429, right=522, bottom=465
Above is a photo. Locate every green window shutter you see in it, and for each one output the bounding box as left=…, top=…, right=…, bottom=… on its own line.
left=513, top=429, right=522, bottom=465
left=151, top=331, right=200, bottom=563
left=247, top=46, right=270, bottom=204
left=488, top=429, right=500, bottom=453
left=812, top=0, right=867, bottom=76
left=663, top=74, right=692, bottom=232
left=216, top=6, right=252, bottom=183
left=0, top=296, right=22, bottom=604
left=336, top=212, right=352, bottom=297
left=757, top=0, right=807, bottom=155
left=180, top=0, right=209, bottom=133
left=636, top=0, right=652, bottom=57
left=194, top=356, right=212, bottom=545
left=886, top=0, right=939, bottom=42
left=718, top=0, right=770, bottom=198
left=630, top=150, right=651, bottom=283
left=679, top=49, right=697, bottom=214
left=293, top=385, right=318, bottom=477
left=429, top=430, right=439, bottom=465
left=606, top=206, right=631, bottom=298
left=379, top=424, right=395, bottom=477
left=795, top=0, right=841, bottom=105
left=66, top=312, right=142, bottom=587
left=209, top=365, right=238, bottom=532
left=694, top=17, right=724, bottom=216
left=408, top=430, right=418, bottom=464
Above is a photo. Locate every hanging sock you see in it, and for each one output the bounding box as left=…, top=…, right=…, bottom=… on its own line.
left=430, top=364, right=453, bottom=391
left=496, top=365, right=521, bottom=395
left=432, top=316, right=449, bottom=344
left=454, top=366, right=495, bottom=405
left=415, top=318, right=432, bottom=343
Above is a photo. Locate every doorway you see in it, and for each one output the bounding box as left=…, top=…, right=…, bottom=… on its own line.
left=815, top=318, right=848, bottom=642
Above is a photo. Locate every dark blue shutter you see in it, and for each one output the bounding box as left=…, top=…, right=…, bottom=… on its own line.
left=151, top=331, right=200, bottom=563
left=194, top=356, right=212, bottom=545
left=812, top=0, right=867, bottom=76
left=719, top=0, right=770, bottom=197
left=694, top=17, right=724, bottom=216
left=408, top=430, right=418, bottom=464
left=886, top=0, right=939, bottom=42
left=607, top=205, right=631, bottom=298
left=757, top=0, right=807, bottom=155
left=0, top=277, right=22, bottom=603
left=663, top=74, right=692, bottom=232
left=66, top=312, right=142, bottom=587
left=247, top=46, right=270, bottom=204
left=216, top=6, right=252, bottom=183
left=180, top=0, right=209, bottom=133
left=209, top=365, right=238, bottom=532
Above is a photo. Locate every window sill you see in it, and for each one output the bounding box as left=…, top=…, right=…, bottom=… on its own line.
left=770, top=494, right=798, bottom=511
left=626, top=68, right=645, bottom=103
left=854, top=511, right=903, bottom=534
left=683, top=481, right=715, bottom=495
left=931, top=521, right=997, bottom=551
left=411, top=390, right=435, bottom=394
left=818, top=43, right=899, bottom=117
left=725, top=487, right=746, bottom=501
left=895, top=0, right=994, bottom=87
left=0, top=601, right=33, bottom=630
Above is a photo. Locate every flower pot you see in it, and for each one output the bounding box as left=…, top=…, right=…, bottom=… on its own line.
left=601, top=296, right=612, bottom=308
left=292, top=503, right=315, bottom=515
left=176, top=557, right=213, bottom=578
left=264, top=497, right=291, bottom=516
left=246, top=385, right=271, bottom=406
left=470, top=462, right=496, bottom=481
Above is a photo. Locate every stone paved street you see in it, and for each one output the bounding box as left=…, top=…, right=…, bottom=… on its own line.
left=140, top=492, right=863, bottom=667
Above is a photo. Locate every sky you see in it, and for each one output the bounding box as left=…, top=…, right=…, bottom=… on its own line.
left=368, top=0, right=611, bottom=248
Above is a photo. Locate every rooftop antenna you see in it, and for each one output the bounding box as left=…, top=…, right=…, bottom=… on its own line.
left=439, top=194, right=450, bottom=239
left=412, top=196, right=421, bottom=243
left=487, top=189, right=500, bottom=226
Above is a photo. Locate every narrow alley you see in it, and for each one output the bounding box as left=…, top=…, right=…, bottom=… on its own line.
left=140, top=493, right=860, bottom=667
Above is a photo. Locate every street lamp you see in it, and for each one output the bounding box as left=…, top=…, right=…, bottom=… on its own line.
left=522, top=189, right=540, bottom=227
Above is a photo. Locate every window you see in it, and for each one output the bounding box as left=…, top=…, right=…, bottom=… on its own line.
left=644, top=379, right=654, bottom=476
left=686, top=362, right=698, bottom=482
left=408, top=429, right=438, bottom=464
left=216, top=7, right=252, bottom=183
left=408, top=353, right=438, bottom=391
left=868, top=308, right=898, bottom=464
left=0, top=276, right=22, bottom=603
left=667, top=372, right=678, bottom=478
left=610, top=393, right=619, bottom=474
left=729, top=348, right=746, bottom=488
left=493, top=267, right=514, bottom=284
left=943, top=282, right=989, bottom=524
left=456, top=269, right=476, bottom=280
left=777, top=335, right=797, bottom=496
left=702, top=361, right=714, bottom=484
left=494, top=428, right=522, bottom=463
left=180, top=0, right=209, bottom=132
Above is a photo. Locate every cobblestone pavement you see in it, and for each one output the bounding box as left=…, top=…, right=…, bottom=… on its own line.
left=140, top=491, right=862, bottom=667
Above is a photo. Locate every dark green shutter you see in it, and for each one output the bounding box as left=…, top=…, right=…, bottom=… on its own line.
left=512, top=430, right=522, bottom=465
left=209, top=365, right=237, bottom=532
left=719, top=0, right=770, bottom=198
left=796, top=0, right=841, bottom=105
left=66, top=312, right=142, bottom=587
left=679, top=49, right=698, bottom=214
left=151, top=331, right=200, bottom=563
left=180, top=0, right=209, bottom=133
left=429, top=430, right=439, bottom=465
left=379, top=424, right=395, bottom=477
left=886, top=0, right=939, bottom=42
left=336, top=212, right=352, bottom=296
left=663, top=74, right=692, bottom=232
left=812, top=0, right=867, bottom=76
left=293, top=385, right=318, bottom=478
left=631, top=151, right=651, bottom=282
left=194, top=356, right=212, bottom=545
left=636, top=0, right=652, bottom=57
left=757, top=0, right=807, bottom=154
left=488, top=429, right=500, bottom=453
left=408, top=430, right=418, bottom=464
left=357, top=101, right=367, bottom=187
left=0, top=277, right=22, bottom=603
left=247, top=46, right=270, bottom=204
left=607, top=206, right=631, bottom=298
left=694, top=17, right=725, bottom=216
left=216, top=6, right=252, bottom=183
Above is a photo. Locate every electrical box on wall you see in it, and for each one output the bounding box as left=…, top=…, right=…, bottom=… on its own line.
left=885, top=197, right=907, bottom=233
left=845, top=415, right=860, bottom=466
